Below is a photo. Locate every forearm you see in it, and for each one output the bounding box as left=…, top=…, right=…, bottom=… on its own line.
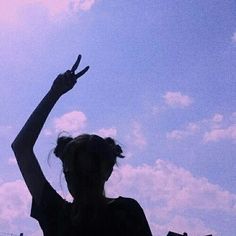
left=12, top=55, right=89, bottom=152
left=12, top=89, right=61, bottom=151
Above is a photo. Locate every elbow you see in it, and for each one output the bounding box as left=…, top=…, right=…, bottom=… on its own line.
left=11, top=142, right=33, bottom=158
left=11, top=140, right=18, bottom=151
left=11, top=140, right=21, bottom=153
left=11, top=139, right=32, bottom=153
left=11, top=136, right=21, bottom=150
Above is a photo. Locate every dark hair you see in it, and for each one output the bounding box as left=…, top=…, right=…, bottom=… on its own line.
left=54, top=136, right=73, bottom=159
left=53, top=133, right=124, bottom=229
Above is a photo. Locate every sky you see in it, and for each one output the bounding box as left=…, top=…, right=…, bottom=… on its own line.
left=0, top=0, right=236, bottom=235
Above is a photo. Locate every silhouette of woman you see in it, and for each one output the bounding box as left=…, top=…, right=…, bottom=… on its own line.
left=11, top=55, right=152, bottom=236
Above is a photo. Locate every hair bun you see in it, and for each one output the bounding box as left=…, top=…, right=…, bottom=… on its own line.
left=105, top=137, right=125, bottom=158
left=54, top=136, right=73, bottom=159
left=115, top=144, right=125, bottom=158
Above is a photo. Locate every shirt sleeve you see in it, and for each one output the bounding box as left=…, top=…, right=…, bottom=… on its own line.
left=30, top=180, right=66, bottom=232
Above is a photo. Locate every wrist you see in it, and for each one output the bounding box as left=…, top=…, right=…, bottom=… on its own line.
left=48, top=88, right=63, bottom=99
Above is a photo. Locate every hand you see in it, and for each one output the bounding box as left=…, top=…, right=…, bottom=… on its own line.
left=51, top=55, right=89, bottom=96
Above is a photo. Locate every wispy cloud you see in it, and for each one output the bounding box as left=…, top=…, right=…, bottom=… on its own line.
left=166, top=122, right=199, bottom=140
left=166, top=112, right=236, bottom=143
left=202, top=112, right=235, bottom=143
left=231, top=32, right=236, bottom=43
left=96, top=127, right=117, bottom=138
left=37, top=0, right=96, bottom=16
left=107, top=159, right=236, bottom=235
left=126, top=121, right=147, bottom=150
left=212, top=113, right=223, bottom=123
left=0, top=0, right=96, bottom=26
left=163, top=91, right=193, bottom=108
left=203, top=124, right=236, bottom=143
left=8, top=156, right=17, bottom=166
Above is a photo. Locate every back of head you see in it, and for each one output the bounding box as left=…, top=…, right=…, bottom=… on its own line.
left=53, top=133, right=124, bottom=229
left=54, top=134, right=124, bottom=184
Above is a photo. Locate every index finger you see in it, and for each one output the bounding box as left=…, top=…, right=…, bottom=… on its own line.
left=71, top=55, right=81, bottom=73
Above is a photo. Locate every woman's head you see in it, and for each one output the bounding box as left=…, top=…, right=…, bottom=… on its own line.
left=54, top=134, right=124, bottom=199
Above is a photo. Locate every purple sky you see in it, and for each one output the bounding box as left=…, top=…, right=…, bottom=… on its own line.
left=0, top=1, right=236, bottom=235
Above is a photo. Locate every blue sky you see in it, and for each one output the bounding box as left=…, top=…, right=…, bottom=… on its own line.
left=0, top=1, right=235, bottom=235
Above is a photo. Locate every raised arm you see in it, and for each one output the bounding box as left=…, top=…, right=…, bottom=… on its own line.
left=11, top=55, right=89, bottom=203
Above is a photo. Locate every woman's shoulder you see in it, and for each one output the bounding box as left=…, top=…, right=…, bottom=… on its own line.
left=109, top=196, right=143, bottom=211
left=108, top=197, right=153, bottom=235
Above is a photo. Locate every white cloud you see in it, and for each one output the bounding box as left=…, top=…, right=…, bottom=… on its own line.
left=127, top=121, right=147, bottom=149
left=8, top=157, right=17, bottom=166
left=96, top=127, right=117, bottom=138
left=54, top=110, right=87, bottom=135
left=202, top=112, right=235, bottom=143
left=203, top=124, right=236, bottom=143
left=163, top=91, right=193, bottom=108
left=37, top=0, right=96, bottom=16
left=0, top=179, right=40, bottom=234
left=106, top=159, right=236, bottom=235
left=166, top=122, right=199, bottom=140
left=232, top=32, right=236, bottom=43
left=0, top=180, right=31, bottom=221
left=166, top=112, right=236, bottom=143
left=71, top=0, right=96, bottom=11
left=0, top=0, right=96, bottom=26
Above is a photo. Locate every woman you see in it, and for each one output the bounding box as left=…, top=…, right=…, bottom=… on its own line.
left=11, top=55, right=152, bottom=236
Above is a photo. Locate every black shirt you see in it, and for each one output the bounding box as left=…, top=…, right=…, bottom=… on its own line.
left=31, top=181, right=153, bottom=236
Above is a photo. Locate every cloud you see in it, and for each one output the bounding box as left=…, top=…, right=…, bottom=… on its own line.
left=0, top=179, right=40, bottom=234
left=0, top=0, right=96, bottom=26
left=232, top=32, right=236, bottom=43
left=162, top=215, right=217, bottom=236
left=126, top=121, right=147, bottom=149
left=212, top=113, right=223, bottom=123
left=8, top=156, right=17, bottom=166
left=202, top=112, right=235, bottom=143
left=203, top=124, right=236, bottom=143
left=53, top=110, right=87, bottom=135
left=166, top=122, right=199, bottom=140
left=163, top=92, right=193, bottom=108
left=106, top=159, right=236, bottom=235
left=0, top=180, right=31, bottom=221
left=166, top=112, right=236, bottom=143
left=71, top=0, right=96, bottom=11
left=37, top=0, right=96, bottom=16
left=96, top=127, right=117, bottom=138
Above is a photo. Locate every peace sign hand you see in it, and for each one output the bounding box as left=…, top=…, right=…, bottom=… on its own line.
left=70, top=54, right=90, bottom=79
left=51, top=55, right=89, bottom=96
